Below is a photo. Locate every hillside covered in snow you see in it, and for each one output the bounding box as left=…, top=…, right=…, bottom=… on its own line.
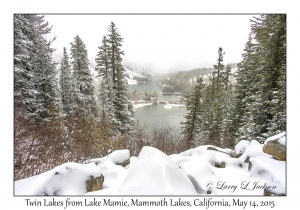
left=123, top=67, right=148, bottom=85
left=15, top=133, right=286, bottom=196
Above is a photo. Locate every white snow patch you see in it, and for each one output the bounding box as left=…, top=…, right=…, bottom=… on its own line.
left=117, top=146, right=198, bottom=195
left=85, top=149, right=130, bottom=165
left=235, top=140, right=251, bottom=155
left=133, top=102, right=153, bottom=109
left=15, top=133, right=286, bottom=196
left=264, top=132, right=286, bottom=145
left=124, top=67, right=146, bottom=85
left=164, top=104, right=185, bottom=109
left=15, top=162, right=101, bottom=195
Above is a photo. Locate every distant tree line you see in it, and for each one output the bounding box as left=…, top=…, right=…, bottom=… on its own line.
left=129, top=89, right=158, bottom=102
left=158, top=67, right=214, bottom=96
left=132, top=75, right=152, bottom=84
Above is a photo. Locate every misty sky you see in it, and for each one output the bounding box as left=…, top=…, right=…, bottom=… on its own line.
left=44, top=14, right=256, bottom=74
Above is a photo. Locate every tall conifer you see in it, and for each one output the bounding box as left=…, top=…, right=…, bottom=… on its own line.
left=14, top=14, right=59, bottom=121
left=182, top=77, right=205, bottom=148
left=59, top=47, right=75, bottom=117
left=70, top=35, right=96, bottom=117
left=106, top=22, right=135, bottom=136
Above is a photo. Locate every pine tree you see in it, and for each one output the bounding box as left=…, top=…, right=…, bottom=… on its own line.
left=106, top=22, right=135, bottom=136
left=182, top=77, right=205, bottom=149
left=207, top=48, right=226, bottom=147
left=95, top=35, right=110, bottom=80
left=213, top=47, right=225, bottom=89
left=70, top=35, right=96, bottom=117
left=59, top=47, right=75, bottom=117
left=219, top=83, right=235, bottom=148
left=223, top=64, right=232, bottom=90
left=95, top=35, right=117, bottom=137
left=252, top=14, right=286, bottom=137
left=234, top=14, right=286, bottom=142
left=14, top=14, right=59, bottom=121
left=233, top=34, right=260, bottom=141
left=95, top=35, right=115, bottom=122
left=14, top=15, right=65, bottom=179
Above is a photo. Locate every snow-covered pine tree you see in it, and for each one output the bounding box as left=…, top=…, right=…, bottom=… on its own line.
left=233, top=33, right=261, bottom=141
left=181, top=77, right=205, bottom=149
left=251, top=14, right=286, bottom=138
left=223, top=64, right=232, bottom=91
left=14, top=14, right=59, bottom=122
left=59, top=47, right=75, bottom=118
left=199, top=48, right=235, bottom=148
left=207, top=48, right=226, bottom=147
left=106, top=22, right=135, bottom=137
left=234, top=14, right=286, bottom=143
left=95, top=35, right=110, bottom=80
left=14, top=14, right=34, bottom=112
left=14, top=15, right=65, bottom=179
left=95, top=35, right=117, bottom=137
left=213, top=47, right=225, bottom=89
left=219, top=83, right=235, bottom=148
left=70, top=35, right=96, bottom=118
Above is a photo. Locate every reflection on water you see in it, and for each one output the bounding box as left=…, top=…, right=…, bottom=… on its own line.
left=128, top=83, right=187, bottom=132
left=134, top=103, right=186, bottom=130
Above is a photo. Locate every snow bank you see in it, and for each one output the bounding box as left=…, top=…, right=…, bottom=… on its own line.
left=164, top=104, right=185, bottom=109
left=239, top=140, right=272, bottom=162
left=15, top=162, right=101, bottom=195
left=84, top=150, right=130, bottom=194
left=164, top=104, right=172, bottom=109
left=179, top=158, right=215, bottom=194
left=264, top=131, right=286, bottom=145
left=15, top=136, right=286, bottom=196
left=85, top=149, right=130, bottom=165
left=117, top=146, right=198, bottom=195
left=235, top=140, right=251, bottom=155
left=177, top=142, right=285, bottom=195
left=133, top=102, right=153, bottom=109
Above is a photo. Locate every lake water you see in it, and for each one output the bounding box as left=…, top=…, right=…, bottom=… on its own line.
left=128, top=83, right=187, bottom=132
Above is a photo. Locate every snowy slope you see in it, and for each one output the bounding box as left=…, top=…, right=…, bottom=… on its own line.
left=15, top=136, right=286, bottom=196
left=124, top=67, right=146, bottom=85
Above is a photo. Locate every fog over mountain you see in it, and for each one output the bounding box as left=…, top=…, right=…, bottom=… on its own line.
left=46, top=15, right=255, bottom=74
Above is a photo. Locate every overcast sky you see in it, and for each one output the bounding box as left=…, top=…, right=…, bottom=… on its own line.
left=44, top=14, right=256, bottom=73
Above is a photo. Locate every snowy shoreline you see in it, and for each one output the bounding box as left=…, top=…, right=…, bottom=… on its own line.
left=132, top=102, right=153, bottom=109
left=132, top=101, right=185, bottom=109
left=164, top=104, right=185, bottom=109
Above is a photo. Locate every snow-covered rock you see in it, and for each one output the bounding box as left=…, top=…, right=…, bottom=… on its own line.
left=263, top=132, right=286, bottom=160
left=117, top=146, right=198, bottom=195
left=15, top=137, right=286, bottom=196
left=85, top=150, right=131, bottom=193
left=15, top=162, right=102, bottom=195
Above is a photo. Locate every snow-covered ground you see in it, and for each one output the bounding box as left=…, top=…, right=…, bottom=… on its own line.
left=164, top=104, right=185, bottom=109
left=132, top=102, right=153, bottom=109
left=124, top=67, right=146, bottom=85
left=15, top=136, right=286, bottom=196
left=132, top=102, right=185, bottom=109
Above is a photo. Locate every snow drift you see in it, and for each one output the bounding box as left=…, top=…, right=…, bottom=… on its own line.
left=15, top=136, right=286, bottom=196
left=14, top=162, right=102, bottom=195
left=117, top=146, right=198, bottom=195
